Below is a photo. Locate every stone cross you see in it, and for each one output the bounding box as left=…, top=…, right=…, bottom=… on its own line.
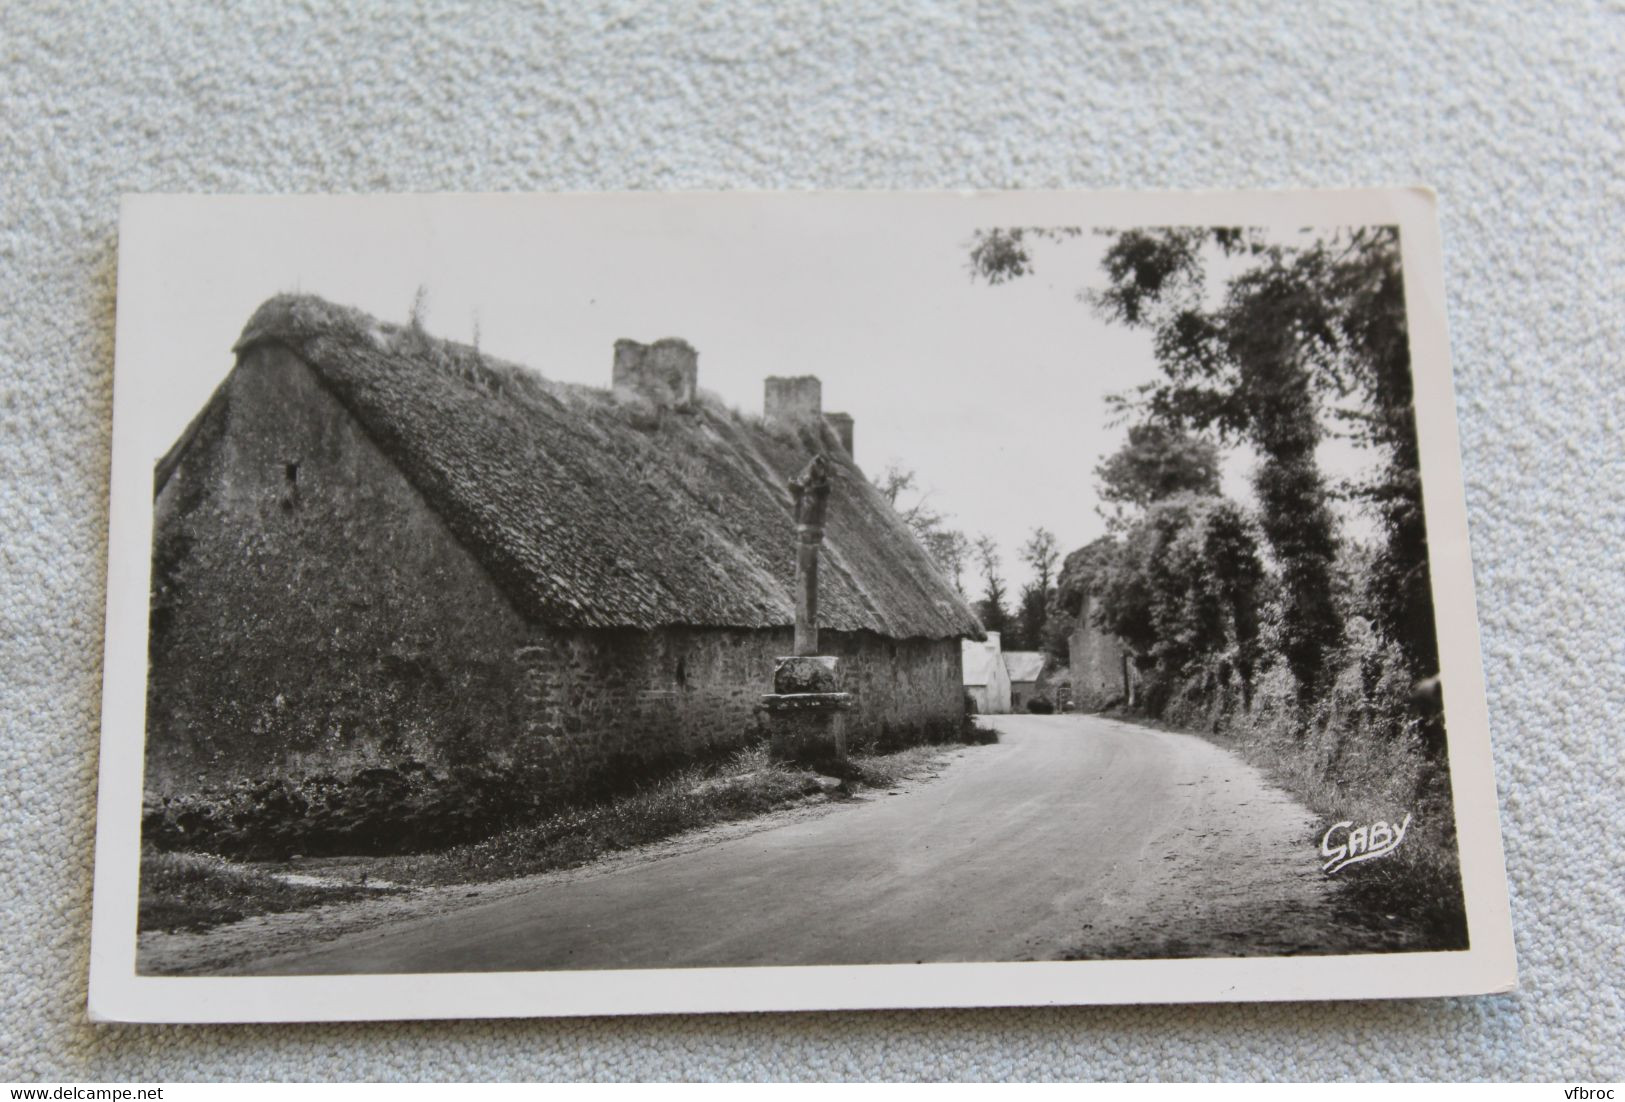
left=763, top=454, right=850, bottom=766
left=788, top=455, right=831, bottom=656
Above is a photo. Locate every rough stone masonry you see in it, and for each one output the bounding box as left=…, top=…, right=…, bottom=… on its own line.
left=142, top=295, right=980, bottom=855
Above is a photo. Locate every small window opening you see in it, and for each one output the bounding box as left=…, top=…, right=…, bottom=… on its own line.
left=280, top=461, right=303, bottom=512
left=674, top=657, right=687, bottom=688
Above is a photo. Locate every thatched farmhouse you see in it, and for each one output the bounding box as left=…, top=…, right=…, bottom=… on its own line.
left=145, top=295, right=981, bottom=854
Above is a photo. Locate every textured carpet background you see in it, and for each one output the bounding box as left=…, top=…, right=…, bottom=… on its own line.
left=2, top=0, right=1620, bottom=1082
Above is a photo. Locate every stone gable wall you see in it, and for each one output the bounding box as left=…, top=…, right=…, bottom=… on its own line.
left=1068, top=595, right=1135, bottom=711
left=147, top=346, right=534, bottom=801
left=145, top=346, right=965, bottom=855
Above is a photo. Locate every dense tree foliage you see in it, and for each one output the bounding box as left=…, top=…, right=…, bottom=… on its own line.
left=1016, top=527, right=1060, bottom=651
left=1094, top=423, right=1221, bottom=520
left=1095, top=230, right=1345, bottom=699
left=972, top=226, right=1463, bottom=939
left=1043, top=534, right=1116, bottom=664
left=1052, top=427, right=1265, bottom=712
left=971, top=224, right=1438, bottom=719
left=1054, top=535, right=1119, bottom=620
left=1095, top=494, right=1264, bottom=709
left=1093, top=226, right=1433, bottom=685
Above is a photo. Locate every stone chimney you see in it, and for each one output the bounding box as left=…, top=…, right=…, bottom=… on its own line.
left=613, top=338, right=697, bottom=407
left=764, top=375, right=822, bottom=425
left=824, top=411, right=854, bottom=457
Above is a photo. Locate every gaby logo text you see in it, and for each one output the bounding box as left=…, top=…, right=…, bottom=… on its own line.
left=1320, top=813, right=1412, bottom=874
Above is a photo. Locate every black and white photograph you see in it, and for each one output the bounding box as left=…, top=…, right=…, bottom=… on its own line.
left=90, top=189, right=1514, bottom=1021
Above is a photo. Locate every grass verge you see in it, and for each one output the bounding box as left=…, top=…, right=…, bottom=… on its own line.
left=1102, top=707, right=1467, bottom=951
left=138, top=850, right=398, bottom=934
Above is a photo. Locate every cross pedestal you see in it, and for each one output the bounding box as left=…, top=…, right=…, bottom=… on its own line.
left=761, top=455, right=850, bottom=766
left=762, top=655, right=852, bottom=766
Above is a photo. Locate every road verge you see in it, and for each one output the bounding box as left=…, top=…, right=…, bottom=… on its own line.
left=139, top=735, right=994, bottom=937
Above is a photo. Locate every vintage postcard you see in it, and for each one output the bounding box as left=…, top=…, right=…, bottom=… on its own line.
left=90, top=189, right=1515, bottom=1022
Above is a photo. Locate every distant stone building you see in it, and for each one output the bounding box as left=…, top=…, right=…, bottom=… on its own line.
left=1068, top=594, right=1138, bottom=711
left=962, top=631, right=1012, bottom=714
left=145, top=295, right=982, bottom=854
left=1002, top=651, right=1046, bottom=711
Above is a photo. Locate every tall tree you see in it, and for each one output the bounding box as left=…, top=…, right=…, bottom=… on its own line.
left=873, top=462, right=971, bottom=595
left=1094, top=423, right=1221, bottom=519
left=1020, top=527, right=1060, bottom=592
left=1014, top=583, right=1045, bottom=654
left=873, top=462, right=940, bottom=533
left=971, top=226, right=1433, bottom=706
left=1327, top=232, right=1437, bottom=677
left=1016, top=527, right=1060, bottom=651
left=1094, top=494, right=1265, bottom=710
left=921, top=529, right=971, bottom=595
left=1093, top=230, right=1343, bottom=705
left=972, top=534, right=1011, bottom=638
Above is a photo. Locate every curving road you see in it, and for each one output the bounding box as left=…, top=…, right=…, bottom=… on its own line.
left=240, top=714, right=1384, bottom=975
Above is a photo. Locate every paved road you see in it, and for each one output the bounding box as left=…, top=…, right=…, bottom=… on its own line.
left=244, top=714, right=1377, bottom=974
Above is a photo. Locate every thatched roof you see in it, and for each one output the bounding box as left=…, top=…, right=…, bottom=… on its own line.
left=221, top=295, right=982, bottom=640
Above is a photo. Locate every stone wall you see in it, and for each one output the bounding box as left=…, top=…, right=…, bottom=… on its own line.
left=512, top=625, right=965, bottom=800
left=825, top=630, right=965, bottom=750
left=147, top=346, right=534, bottom=800
left=1069, top=595, right=1136, bottom=711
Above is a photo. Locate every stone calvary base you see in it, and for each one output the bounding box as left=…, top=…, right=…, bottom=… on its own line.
left=143, top=295, right=984, bottom=857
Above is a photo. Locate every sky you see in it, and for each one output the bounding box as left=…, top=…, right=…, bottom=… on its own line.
left=120, top=193, right=1380, bottom=596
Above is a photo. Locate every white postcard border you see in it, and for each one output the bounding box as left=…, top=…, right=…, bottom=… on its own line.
left=89, top=187, right=1515, bottom=1023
